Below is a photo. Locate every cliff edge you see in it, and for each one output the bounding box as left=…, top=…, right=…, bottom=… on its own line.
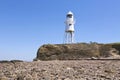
left=35, top=43, right=120, bottom=60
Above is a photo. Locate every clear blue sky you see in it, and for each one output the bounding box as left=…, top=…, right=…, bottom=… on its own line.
left=0, top=0, right=120, bottom=61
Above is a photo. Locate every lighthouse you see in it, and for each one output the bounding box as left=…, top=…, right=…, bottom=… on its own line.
left=64, top=11, right=75, bottom=43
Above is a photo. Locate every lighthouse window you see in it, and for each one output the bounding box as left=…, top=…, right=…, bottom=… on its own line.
left=69, top=24, right=72, bottom=26
left=67, top=14, right=72, bottom=18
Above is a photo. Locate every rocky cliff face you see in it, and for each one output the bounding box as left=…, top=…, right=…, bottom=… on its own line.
left=36, top=43, right=120, bottom=60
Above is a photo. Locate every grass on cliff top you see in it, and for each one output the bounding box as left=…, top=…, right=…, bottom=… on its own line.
left=107, top=42, right=120, bottom=45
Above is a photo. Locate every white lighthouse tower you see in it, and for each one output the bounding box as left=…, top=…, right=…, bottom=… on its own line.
left=64, top=11, right=75, bottom=43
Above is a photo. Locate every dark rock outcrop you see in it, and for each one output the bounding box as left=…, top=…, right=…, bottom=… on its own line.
left=36, top=43, right=120, bottom=60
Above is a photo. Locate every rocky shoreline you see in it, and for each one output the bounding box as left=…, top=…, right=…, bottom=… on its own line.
left=1, top=43, right=120, bottom=80
left=0, top=60, right=120, bottom=80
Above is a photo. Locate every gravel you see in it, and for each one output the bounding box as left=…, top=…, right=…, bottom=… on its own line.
left=0, top=60, right=120, bottom=80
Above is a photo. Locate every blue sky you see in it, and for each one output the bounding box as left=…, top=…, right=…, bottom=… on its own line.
left=0, top=0, right=120, bottom=61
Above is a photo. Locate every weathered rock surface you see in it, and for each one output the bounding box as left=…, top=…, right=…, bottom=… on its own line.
left=36, top=43, right=120, bottom=60
left=0, top=60, right=120, bottom=79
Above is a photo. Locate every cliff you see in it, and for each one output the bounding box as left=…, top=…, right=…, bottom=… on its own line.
left=35, top=43, right=120, bottom=60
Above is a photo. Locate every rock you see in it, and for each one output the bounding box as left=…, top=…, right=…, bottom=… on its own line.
left=24, top=74, right=33, bottom=80
left=10, top=60, right=23, bottom=63
left=0, top=60, right=120, bottom=79
left=91, top=57, right=98, bottom=60
left=64, top=78, right=71, bottom=80
left=0, top=77, right=8, bottom=80
left=0, top=60, right=10, bottom=63
left=35, top=43, right=120, bottom=60
left=17, top=76, right=24, bottom=80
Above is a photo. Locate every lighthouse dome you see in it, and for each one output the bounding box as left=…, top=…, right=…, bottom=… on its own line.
left=66, top=11, right=73, bottom=18
left=67, top=11, right=73, bottom=15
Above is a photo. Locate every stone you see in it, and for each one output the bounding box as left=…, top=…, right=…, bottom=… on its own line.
left=0, top=60, right=120, bottom=79
left=35, top=43, right=120, bottom=60
left=0, top=77, right=8, bottom=80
